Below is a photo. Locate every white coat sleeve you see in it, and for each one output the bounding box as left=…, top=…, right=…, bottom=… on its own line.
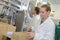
left=33, top=24, right=55, bottom=40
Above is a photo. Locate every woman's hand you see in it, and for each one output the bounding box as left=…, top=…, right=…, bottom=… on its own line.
left=27, top=32, right=35, bottom=40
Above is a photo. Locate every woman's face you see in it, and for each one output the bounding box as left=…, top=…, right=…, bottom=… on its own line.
left=40, top=7, right=49, bottom=19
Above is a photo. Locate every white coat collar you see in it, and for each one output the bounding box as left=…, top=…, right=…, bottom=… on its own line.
left=40, top=17, right=51, bottom=26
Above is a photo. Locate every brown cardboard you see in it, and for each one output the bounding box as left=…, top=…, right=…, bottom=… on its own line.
left=0, top=22, right=16, bottom=40
left=11, top=32, right=28, bottom=40
left=0, top=22, right=16, bottom=35
left=0, top=18, right=7, bottom=23
left=0, top=34, right=3, bottom=40
left=2, top=35, right=7, bottom=40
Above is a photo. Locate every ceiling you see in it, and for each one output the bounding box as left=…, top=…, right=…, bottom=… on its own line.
left=42, top=0, right=60, bottom=4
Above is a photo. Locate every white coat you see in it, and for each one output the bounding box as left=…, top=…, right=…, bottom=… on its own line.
left=31, top=15, right=41, bottom=32
left=21, top=14, right=41, bottom=32
left=33, top=17, right=55, bottom=40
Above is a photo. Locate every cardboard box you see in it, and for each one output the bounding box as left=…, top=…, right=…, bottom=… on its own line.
left=2, top=35, right=7, bottom=40
left=0, top=22, right=16, bottom=40
left=0, top=22, right=16, bottom=35
left=11, top=32, right=28, bottom=40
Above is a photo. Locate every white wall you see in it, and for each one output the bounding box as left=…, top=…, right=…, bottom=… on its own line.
left=54, top=4, right=60, bottom=19
left=51, top=4, right=60, bottom=20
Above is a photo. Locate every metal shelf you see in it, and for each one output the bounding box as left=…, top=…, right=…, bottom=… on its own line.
left=2, top=0, right=9, bottom=3
left=0, top=0, right=22, bottom=11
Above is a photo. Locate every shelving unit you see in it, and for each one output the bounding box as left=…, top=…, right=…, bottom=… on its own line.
left=0, top=0, right=21, bottom=11
left=0, top=0, right=22, bottom=25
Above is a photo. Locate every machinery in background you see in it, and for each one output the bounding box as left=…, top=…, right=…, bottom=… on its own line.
left=0, top=0, right=39, bottom=32
left=0, top=0, right=31, bottom=32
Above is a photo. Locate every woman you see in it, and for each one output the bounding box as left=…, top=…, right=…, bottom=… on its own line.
left=30, top=7, right=41, bottom=32
left=22, top=7, right=41, bottom=32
